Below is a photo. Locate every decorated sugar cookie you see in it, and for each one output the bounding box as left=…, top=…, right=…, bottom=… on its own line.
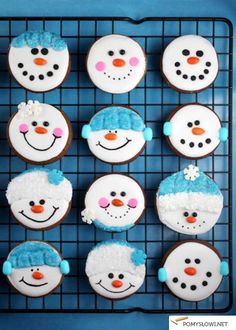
left=6, top=168, right=73, bottom=231
left=2, top=241, right=70, bottom=297
left=82, top=174, right=145, bottom=232
left=85, top=239, right=146, bottom=300
left=161, top=35, right=218, bottom=93
left=158, top=240, right=229, bottom=301
left=8, top=31, right=70, bottom=92
left=86, top=34, right=146, bottom=94
left=163, top=104, right=228, bottom=159
left=156, top=165, right=223, bottom=235
left=82, top=106, right=152, bottom=164
left=7, top=100, right=72, bottom=164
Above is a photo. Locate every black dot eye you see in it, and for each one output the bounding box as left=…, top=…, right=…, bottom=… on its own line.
left=31, top=48, right=39, bottom=55
left=32, top=121, right=37, bottom=127
left=39, top=199, right=45, bottom=205
left=194, top=120, right=200, bottom=125
left=182, top=49, right=190, bottom=56
left=195, top=258, right=201, bottom=264
left=119, top=49, right=125, bottom=55
left=184, top=212, right=189, bottom=217
left=29, top=201, right=35, bottom=206
left=118, top=274, right=124, bottom=279
left=108, top=273, right=114, bottom=279
left=185, top=258, right=191, bottom=264
left=114, top=130, right=117, bottom=133
left=187, top=122, right=193, bottom=128
left=120, top=192, right=126, bottom=197
left=196, top=50, right=204, bottom=57
left=110, top=191, right=116, bottom=197
left=37, top=268, right=39, bottom=271
left=108, top=50, right=114, bottom=56
left=31, top=269, right=34, bottom=272
left=43, top=121, right=49, bottom=127
left=41, top=48, right=48, bottom=55
left=192, top=212, right=197, bottom=217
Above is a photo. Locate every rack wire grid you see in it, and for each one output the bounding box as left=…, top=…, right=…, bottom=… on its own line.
left=0, top=17, right=233, bottom=313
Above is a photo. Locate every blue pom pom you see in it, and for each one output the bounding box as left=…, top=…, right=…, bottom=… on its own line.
left=220, top=261, right=229, bottom=276
left=3, top=261, right=12, bottom=275
left=131, top=249, right=147, bottom=266
left=81, top=125, right=92, bottom=139
left=163, top=122, right=172, bottom=136
left=60, top=260, right=70, bottom=275
left=219, top=127, right=228, bottom=142
left=158, top=267, right=167, bottom=282
left=144, top=127, right=153, bottom=141
left=48, top=169, right=64, bottom=186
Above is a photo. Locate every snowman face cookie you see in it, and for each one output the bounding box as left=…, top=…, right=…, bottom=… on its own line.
left=6, top=169, right=73, bottom=230
left=3, top=241, right=70, bottom=297
left=85, top=240, right=146, bottom=300
left=158, top=241, right=229, bottom=302
left=87, top=34, right=146, bottom=94
left=164, top=104, right=228, bottom=159
left=82, top=106, right=152, bottom=164
left=8, top=31, right=70, bottom=92
left=82, top=174, right=145, bottom=232
left=162, top=35, right=218, bottom=92
left=8, top=101, right=72, bottom=164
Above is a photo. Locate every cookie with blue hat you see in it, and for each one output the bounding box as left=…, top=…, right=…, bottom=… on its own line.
left=2, top=241, right=70, bottom=297
left=82, top=105, right=153, bottom=164
left=156, top=164, right=223, bottom=235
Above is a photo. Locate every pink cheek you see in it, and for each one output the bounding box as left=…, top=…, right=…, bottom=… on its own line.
left=98, top=197, right=109, bottom=208
left=19, top=123, right=29, bottom=133
left=129, top=57, right=139, bottom=67
left=95, top=61, right=106, bottom=71
left=53, top=128, right=63, bottom=138
left=128, top=198, right=138, bottom=208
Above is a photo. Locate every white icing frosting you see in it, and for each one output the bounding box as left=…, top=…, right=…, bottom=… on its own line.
left=8, top=102, right=71, bottom=164
left=167, top=104, right=221, bottom=159
left=184, top=165, right=199, bottom=181
left=87, top=34, right=146, bottom=94
left=18, top=100, right=42, bottom=118
left=8, top=45, right=69, bottom=92
left=162, top=35, right=218, bottom=92
left=162, top=241, right=223, bottom=301
left=82, top=174, right=145, bottom=232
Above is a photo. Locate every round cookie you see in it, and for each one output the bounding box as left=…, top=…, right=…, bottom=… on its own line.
left=85, top=239, right=146, bottom=300
left=86, top=34, right=146, bottom=94
left=163, top=104, right=228, bottom=159
left=81, top=173, right=145, bottom=232
left=6, top=168, right=73, bottom=231
left=2, top=241, right=70, bottom=297
left=7, top=100, right=72, bottom=164
left=158, top=240, right=229, bottom=302
left=156, top=164, right=223, bottom=235
left=161, top=35, right=218, bottom=93
left=8, top=31, right=70, bottom=92
left=82, top=106, right=152, bottom=164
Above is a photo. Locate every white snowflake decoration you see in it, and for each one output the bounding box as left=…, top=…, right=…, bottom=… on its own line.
left=17, top=100, right=42, bottom=118
left=183, top=165, right=200, bottom=181
left=81, top=208, right=95, bottom=225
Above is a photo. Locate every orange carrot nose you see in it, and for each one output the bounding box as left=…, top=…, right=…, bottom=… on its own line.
left=184, top=267, right=197, bottom=276
left=187, top=56, right=200, bottom=65
left=31, top=205, right=44, bottom=213
left=186, top=216, right=197, bottom=223
left=105, top=132, right=117, bottom=140
left=32, top=271, right=44, bottom=280
left=34, top=58, right=47, bottom=65
left=35, top=126, right=48, bottom=134
left=112, top=199, right=124, bottom=207
left=192, top=127, right=205, bottom=135
left=112, top=280, right=123, bottom=288
left=112, top=58, right=126, bottom=67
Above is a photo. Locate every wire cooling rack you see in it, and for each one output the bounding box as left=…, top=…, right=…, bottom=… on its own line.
left=0, top=17, right=233, bottom=313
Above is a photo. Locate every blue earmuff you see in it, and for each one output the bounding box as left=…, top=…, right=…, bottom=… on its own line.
left=2, top=261, right=12, bottom=276
left=219, top=127, right=228, bottom=142
left=158, top=267, right=167, bottom=282
left=81, top=125, right=92, bottom=139
left=163, top=122, right=172, bottom=136
left=220, top=261, right=229, bottom=276
left=143, top=127, right=153, bottom=141
left=60, top=260, right=70, bottom=275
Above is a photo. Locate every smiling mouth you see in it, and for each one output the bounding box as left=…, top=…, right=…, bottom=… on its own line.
left=19, top=277, right=48, bottom=287
left=96, top=138, right=131, bottom=151
left=103, top=69, right=133, bottom=81
left=19, top=206, right=59, bottom=223
left=96, top=280, right=135, bottom=293
left=21, top=132, right=61, bottom=151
